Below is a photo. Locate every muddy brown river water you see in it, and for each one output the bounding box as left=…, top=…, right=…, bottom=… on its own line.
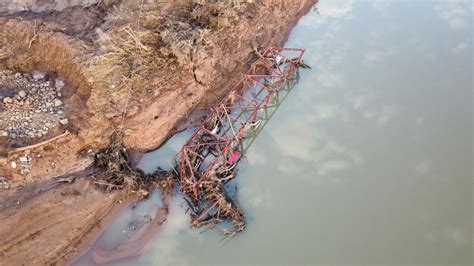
left=74, top=0, right=472, bottom=265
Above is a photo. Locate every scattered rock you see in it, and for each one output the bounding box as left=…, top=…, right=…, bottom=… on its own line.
left=21, top=166, right=30, bottom=176
left=55, top=79, right=65, bottom=90
left=0, top=177, right=10, bottom=189
left=59, top=118, right=69, bottom=125
left=19, top=155, right=30, bottom=164
left=18, top=90, right=26, bottom=98
left=3, top=97, right=12, bottom=104
left=11, top=161, right=17, bottom=169
left=54, top=99, right=63, bottom=107
left=32, top=71, right=45, bottom=80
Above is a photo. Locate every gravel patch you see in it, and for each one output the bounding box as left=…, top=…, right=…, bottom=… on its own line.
left=0, top=70, right=68, bottom=139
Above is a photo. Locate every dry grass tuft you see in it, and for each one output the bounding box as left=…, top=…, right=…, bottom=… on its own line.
left=86, top=25, right=164, bottom=92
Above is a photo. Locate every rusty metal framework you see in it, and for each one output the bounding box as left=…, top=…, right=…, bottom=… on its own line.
left=177, top=47, right=305, bottom=227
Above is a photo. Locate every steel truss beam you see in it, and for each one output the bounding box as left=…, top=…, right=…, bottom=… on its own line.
left=177, top=47, right=305, bottom=224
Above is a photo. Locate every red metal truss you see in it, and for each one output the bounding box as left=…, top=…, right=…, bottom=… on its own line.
left=177, top=47, right=305, bottom=225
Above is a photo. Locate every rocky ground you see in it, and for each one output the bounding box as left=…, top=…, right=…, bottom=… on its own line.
left=0, top=70, right=68, bottom=139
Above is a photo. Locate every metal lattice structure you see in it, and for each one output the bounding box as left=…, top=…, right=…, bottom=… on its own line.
left=177, top=47, right=305, bottom=227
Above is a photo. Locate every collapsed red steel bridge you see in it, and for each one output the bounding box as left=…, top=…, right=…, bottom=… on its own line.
left=177, top=47, right=306, bottom=229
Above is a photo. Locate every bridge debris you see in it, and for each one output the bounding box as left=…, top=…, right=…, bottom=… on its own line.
left=177, top=47, right=306, bottom=234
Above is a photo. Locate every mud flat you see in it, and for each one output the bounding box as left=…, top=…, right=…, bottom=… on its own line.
left=0, top=0, right=316, bottom=264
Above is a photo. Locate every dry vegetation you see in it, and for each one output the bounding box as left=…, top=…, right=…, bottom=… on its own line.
left=85, top=0, right=257, bottom=94
left=92, top=133, right=177, bottom=199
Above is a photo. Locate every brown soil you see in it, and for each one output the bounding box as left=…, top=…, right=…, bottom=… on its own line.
left=0, top=0, right=316, bottom=264
left=0, top=178, right=124, bottom=265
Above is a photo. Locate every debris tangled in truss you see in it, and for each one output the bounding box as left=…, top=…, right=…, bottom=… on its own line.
left=177, top=47, right=308, bottom=235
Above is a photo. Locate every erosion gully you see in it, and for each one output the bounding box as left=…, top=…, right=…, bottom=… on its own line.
left=73, top=0, right=472, bottom=265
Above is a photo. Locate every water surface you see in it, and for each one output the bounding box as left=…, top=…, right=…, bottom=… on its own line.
left=136, top=129, right=195, bottom=173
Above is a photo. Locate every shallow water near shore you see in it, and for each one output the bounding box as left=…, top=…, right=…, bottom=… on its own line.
left=75, top=0, right=472, bottom=264
left=136, top=129, right=195, bottom=174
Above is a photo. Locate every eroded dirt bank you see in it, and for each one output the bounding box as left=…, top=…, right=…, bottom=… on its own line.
left=0, top=0, right=316, bottom=264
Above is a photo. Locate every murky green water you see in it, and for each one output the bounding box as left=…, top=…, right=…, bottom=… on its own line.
left=75, top=0, right=472, bottom=265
